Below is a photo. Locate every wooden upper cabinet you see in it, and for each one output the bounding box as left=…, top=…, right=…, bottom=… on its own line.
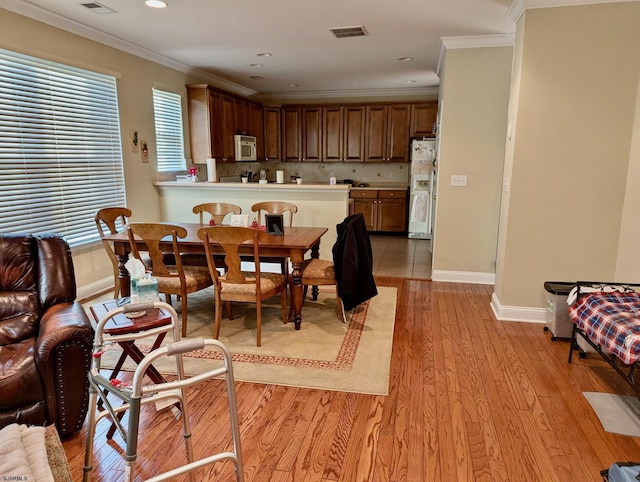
left=186, top=84, right=219, bottom=164
left=282, top=106, right=322, bottom=162
left=248, top=102, right=264, bottom=160
left=282, top=107, right=302, bottom=161
left=324, top=105, right=365, bottom=162
left=364, top=105, right=388, bottom=162
left=302, top=106, right=322, bottom=162
left=410, top=102, right=438, bottom=138
left=263, top=106, right=281, bottom=161
left=234, top=98, right=248, bottom=135
left=386, top=104, right=410, bottom=163
left=364, top=104, right=410, bottom=163
left=220, top=94, right=236, bottom=162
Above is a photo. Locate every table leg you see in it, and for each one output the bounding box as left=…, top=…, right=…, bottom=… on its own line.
left=116, top=253, right=131, bottom=297
left=290, top=258, right=303, bottom=330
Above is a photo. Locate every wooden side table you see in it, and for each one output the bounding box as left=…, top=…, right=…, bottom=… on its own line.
left=89, top=299, right=174, bottom=439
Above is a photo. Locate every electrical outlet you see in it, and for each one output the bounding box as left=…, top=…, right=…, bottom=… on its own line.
left=450, top=175, right=467, bottom=187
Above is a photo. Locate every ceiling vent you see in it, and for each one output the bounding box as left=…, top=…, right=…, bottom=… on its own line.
left=329, top=26, right=368, bottom=39
left=81, top=2, right=117, bottom=14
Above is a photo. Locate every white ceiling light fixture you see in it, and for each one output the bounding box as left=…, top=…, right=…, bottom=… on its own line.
left=145, top=0, right=167, bottom=8
left=406, top=80, right=416, bottom=83
left=397, top=57, right=414, bottom=62
left=249, top=63, right=263, bottom=67
left=249, top=75, right=265, bottom=80
left=256, top=52, right=272, bottom=57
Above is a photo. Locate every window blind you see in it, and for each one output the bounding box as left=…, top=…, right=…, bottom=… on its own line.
left=152, top=88, right=186, bottom=172
left=0, top=48, right=125, bottom=247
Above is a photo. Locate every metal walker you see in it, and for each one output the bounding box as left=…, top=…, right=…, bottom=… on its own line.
left=83, top=300, right=244, bottom=481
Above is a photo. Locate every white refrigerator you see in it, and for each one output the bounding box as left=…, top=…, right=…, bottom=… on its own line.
left=408, top=139, right=436, bottom=239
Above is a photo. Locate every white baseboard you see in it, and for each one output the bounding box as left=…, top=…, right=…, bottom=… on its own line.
left=431, top=270, right=496, bottom=285
left=490, top=292, right=546, bottom=324
left=77, top=277, right=113, bottom=301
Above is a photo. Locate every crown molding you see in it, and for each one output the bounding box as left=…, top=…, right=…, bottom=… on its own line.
left=255, top=86, right=440, bottom=104
left=435, top=34, right=516, bottom=78
left=0, top=0, right=257, bottom=97
left=508, top=0, right=640, bottom=21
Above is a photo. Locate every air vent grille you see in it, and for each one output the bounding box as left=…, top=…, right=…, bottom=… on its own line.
left=81, top=2, right=116, bottom=14
left=329, top=26, right=368, bottom=38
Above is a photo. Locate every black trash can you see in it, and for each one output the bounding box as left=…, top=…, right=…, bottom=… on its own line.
left=543, top=281, right=575, bottom=340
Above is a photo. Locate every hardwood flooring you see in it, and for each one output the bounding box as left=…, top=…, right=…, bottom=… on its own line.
left=63, top=277, right=640, bottom=481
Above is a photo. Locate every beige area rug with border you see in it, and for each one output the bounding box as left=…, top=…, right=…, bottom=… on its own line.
left=92, top=286, right=397, bottom=396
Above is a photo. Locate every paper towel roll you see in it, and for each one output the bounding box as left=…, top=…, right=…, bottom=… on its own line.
left=206, top=158, right=217, bottom=182
left=276, top=170, right=284, bottom=184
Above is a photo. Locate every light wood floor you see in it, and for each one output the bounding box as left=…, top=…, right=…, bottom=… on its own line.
left=63, top=277, right=640, bottom=481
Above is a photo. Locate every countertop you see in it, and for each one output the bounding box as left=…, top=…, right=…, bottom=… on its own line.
left=155, top=181, right=408, bottom=191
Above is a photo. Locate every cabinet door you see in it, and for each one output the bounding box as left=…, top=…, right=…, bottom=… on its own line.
left=323, top=106, right=343, bottom=162
left=282, top=107, right=302, bottom=161
left=186, top=85, right=213, bottom=164
left=343, top=105, right=365, bottom=162
left=234, top=98, right=248, bottom=135
left=302, top=106, right=322, bottom=162
left=386, top=104, right=410, bottom=163
left=249, top=102, right=264, bottom=160
left=220, top=94, right=236, bottom=162
left=410, top=102, right=437, bottom=138
left=207, top=89, right=222, bottom=160
left=263, top=106, right=281, bottom=161
left=352, top=199, right=377, bottom=231
left=377, top=190, right=407, bottom=232
left=364, top=105, right=387, bottom=162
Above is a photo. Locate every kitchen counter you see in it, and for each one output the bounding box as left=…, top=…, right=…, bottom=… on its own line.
left=350, top=183, right=409, bottom=191
left=154, top=181, right=351, bottom=260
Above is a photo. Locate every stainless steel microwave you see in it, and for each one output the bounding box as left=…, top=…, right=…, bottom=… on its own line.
left=234, top=134, right=257, bottom=161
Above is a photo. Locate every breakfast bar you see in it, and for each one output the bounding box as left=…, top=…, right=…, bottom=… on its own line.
left=154, top=181, right=350, bottom=261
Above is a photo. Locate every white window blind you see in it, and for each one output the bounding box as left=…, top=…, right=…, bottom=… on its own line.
left=0, top=48, right=125, bottom=247
left=152, top=88, right=186, bottom=172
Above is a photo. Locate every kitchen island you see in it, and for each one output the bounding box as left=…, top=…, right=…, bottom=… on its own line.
left=154, top=181, right=350, bottom=260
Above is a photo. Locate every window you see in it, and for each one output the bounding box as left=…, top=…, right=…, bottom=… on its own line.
left=152, top=88, right=186, bottom=172
left=0, top=49, right=125, bottom=247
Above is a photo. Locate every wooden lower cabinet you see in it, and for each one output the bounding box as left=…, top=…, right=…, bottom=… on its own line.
left=349, top=189, right=407, bottom=232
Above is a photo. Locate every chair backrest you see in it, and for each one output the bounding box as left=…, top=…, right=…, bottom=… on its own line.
left=127, top=223, right=187, bottom=278
left=251, top=201, right=297, bottom=227
left=95, top=207, right=132, bottom=237
left=192, top=202, right=242, bottom=226
left=197, top=226, right=265, bottom=284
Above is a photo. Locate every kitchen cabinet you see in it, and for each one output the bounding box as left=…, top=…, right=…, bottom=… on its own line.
left=263, top=106, right=281, bottom=161
left=410, top=101, right=438, bottom=138
left=282, top=106, right=322, bottom=162
left=323, top=105, right=365, bottom=162
left=187, top=84, right=262, bottom=164
left=364, top=104, right=410, bottom=163
left=349, top=189, right=407, bottom=232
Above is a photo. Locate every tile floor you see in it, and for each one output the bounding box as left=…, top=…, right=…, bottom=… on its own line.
left=369, top=234, right=432, bottom=279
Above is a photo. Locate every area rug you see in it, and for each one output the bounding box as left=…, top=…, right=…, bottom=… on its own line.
left=583, top=392, right=640, bottom=436
left=93, top=286, right=397, bottom=395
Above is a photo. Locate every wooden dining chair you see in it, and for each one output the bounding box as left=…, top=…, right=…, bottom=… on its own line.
left=251, top=201, right=298, bottom=274
left=290, top=258, right=346, bottom=324
left=95, top=207, right=133, bottom=298
left=127, top=223, right=213, bottom=338
left=192, top=202, right=242, bottom=226
left=198, top=225, right=288, bottom=347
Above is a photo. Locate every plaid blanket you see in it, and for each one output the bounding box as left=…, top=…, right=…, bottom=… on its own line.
left=569, top=291, right=640, bottom=365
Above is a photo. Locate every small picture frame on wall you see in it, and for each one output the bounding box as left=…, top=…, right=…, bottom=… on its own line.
left=265, top=214, right=284, bottom=235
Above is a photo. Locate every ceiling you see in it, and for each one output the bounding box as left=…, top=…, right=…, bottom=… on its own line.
left=3, top=0, right=519, bottom=100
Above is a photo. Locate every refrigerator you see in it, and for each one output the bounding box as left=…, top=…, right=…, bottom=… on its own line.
left=408, top=139, right=436, bottom=239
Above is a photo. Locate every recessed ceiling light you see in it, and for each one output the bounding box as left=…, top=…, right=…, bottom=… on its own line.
left=288, top=84, right=299, bottom=88
left=145, top=0, right=167, bottom=8
left=256, top=52, right=272, bottom=57
left=249, top=63, right=263, bottom=67
left=249, top=75, right=264, bottom=80
left=406, top=80, right=416, bottom=83
left=397, top=57, right=414, bottom=62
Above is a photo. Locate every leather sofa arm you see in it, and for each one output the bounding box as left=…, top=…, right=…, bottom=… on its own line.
left=35, top=301, right=94, bottom=436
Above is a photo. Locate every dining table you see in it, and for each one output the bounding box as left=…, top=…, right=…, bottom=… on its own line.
left=101, top=222, right=329, bottom=330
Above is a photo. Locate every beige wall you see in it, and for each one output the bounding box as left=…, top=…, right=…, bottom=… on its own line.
left=493, top=3, right=640, bottom=309
left=433, top=46, right=512, bottom=278
left=0, top=9, right=205, bottom=296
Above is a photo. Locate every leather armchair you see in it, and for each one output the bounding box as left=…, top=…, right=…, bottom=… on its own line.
left=0, top=233, right=94, bottom=437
